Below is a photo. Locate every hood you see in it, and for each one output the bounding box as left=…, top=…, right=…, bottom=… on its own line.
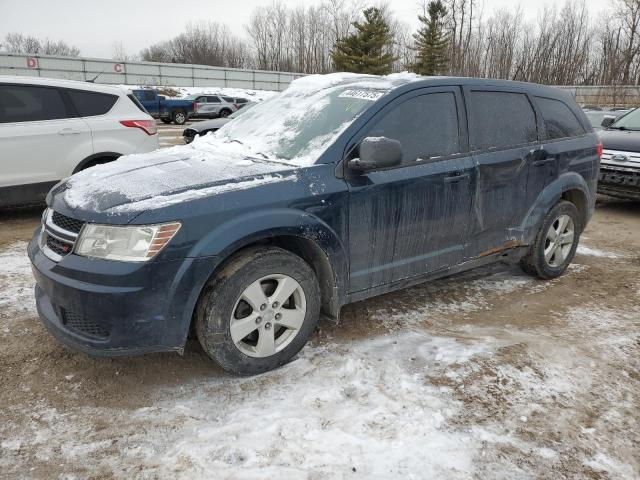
left=191, top=117, right=231, bottom=133
left=55, top=141, right=298, bottom=216
left=599, top=128, right=640, bottom=152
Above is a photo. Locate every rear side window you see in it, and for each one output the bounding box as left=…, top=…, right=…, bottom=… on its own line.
left=367, top=92, right=461, bottom=164
left=0, top=85, right=69, bottom=123
left=67, top=90, right=118, bottom=117
left=127, top=94, right=148, bottom=113
left=222, top=96, right=234, bottom=103
left=535, top=96, right=585, bottom=139
left=207, top=96, right=221, bottom=103
left=469, top=91, right=538, bottom=151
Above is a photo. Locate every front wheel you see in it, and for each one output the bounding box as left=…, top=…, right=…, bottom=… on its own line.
left=520, top=200, right=581, bottom=279
left=218, top=109, right=231, bottom=118
left=172, top=110, right=187, bottom=125
left=196, top=247, right=320, bottom=375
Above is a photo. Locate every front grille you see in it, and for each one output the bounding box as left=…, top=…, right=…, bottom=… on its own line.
left=41, top=210, right=84, bottom=262
left=46, top=235, right=73, bottom=256
left=61, top=309, right=110, bottom=339
left=52, top=211, right=84, bottom=234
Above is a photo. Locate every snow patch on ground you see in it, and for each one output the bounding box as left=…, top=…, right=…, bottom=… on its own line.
left=576, top=245, right=621, bottom=258
left=0, top=241, right=35, bottom=317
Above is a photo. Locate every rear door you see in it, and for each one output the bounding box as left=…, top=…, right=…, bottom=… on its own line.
left=464, top=87, right=542, bottom=258
left=528, top=96, right=588, bottom=205
left=0, top=83, right=92, bottom=190
left=346, top=87, right=475, bottom=292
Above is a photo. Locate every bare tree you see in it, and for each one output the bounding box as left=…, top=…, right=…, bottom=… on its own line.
left=1, top=33, right=80, bottom=56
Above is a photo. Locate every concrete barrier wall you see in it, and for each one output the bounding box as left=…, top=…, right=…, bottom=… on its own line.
left=0, top=53, right=304, bottom=91
left=557, top=85, right=640, bottom=107
left=1, top=53, right=639, bottom=105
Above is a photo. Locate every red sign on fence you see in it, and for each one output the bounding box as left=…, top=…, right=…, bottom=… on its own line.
left=26, top=57, right=38, bottom=69
left=114, top=63, right=123, bottom=73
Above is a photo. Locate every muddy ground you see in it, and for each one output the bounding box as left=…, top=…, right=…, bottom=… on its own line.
left=0, top=196, right=638, bottom=479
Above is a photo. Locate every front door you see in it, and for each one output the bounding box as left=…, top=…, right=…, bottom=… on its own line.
left=346, top=87, right=475, bottom=293
left=0, top=84, right=93, bottom=190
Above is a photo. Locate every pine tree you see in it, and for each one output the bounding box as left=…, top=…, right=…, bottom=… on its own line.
left=331, top=7, right=398, bottom=75
left=409, top=1, right=450, bottom=76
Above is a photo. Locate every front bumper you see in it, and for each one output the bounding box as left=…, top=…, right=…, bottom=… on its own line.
left=28, top=232, right=219, bottom=357
left=598, top=165, right=640, bottom=200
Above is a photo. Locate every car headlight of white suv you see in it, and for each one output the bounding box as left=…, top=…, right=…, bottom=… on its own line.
left=75, top=222, right=181, bottom=262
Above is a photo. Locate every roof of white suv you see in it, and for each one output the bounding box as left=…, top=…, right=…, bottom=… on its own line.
left=0, top=75, right=130, bottom=96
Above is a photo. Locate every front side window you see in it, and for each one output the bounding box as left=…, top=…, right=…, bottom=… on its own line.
left=143, top=90, right=155, bottom=102
left=67, top=90, right=118, bottom=117
left=366, top=92, right=461, bottom=164
left=469, top=91, right=538, bottom=151
left=222, top=96, right=234, bottom=103
left=535, top=96, right=585, bottom=139
left=0, top=85, right=69, bottom=123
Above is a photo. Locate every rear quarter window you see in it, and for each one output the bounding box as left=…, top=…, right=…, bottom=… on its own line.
left=534, top=96, right=586, bottom=139
left=469, top=91, right=538, bottom=151
left=67, top=90, right=118, bottom=117
left=0, top=84, right=70, bottom=123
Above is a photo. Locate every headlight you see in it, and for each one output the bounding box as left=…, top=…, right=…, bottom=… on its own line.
left=75, top=222, right=181, bottom=262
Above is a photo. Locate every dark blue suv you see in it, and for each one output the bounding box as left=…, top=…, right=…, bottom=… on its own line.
left=28, top=74, right=600, bottom=375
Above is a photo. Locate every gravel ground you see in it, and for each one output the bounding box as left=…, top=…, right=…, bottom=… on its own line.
left=0, top=196, right=638, bottom=479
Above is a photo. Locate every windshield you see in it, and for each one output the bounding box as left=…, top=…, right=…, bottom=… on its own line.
left=215, top=82, right=388, bottom=164
left=611, top=108, right=640, bottom=130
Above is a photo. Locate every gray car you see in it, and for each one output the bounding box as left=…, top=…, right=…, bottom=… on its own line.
left=187, top=94, right=239, bottom=119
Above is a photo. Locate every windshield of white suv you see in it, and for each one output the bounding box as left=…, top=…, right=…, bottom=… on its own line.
left=214, top=78, right=390, bottom=164
left=611, top=108, right=640, bottom=130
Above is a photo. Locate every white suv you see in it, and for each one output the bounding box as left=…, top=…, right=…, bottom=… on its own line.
left=0, top=76, right=160, bottom=207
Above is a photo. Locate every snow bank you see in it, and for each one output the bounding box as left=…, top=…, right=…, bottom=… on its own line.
left=118, top=85, right=278, bottom=102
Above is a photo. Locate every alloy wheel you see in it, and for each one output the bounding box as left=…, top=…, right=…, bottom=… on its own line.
left=230, top=274, right=306, bottom=358
left=544, top=214, right=575, bottom=267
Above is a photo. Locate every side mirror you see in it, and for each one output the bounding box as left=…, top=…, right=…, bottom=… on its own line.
left=349, top=137, right=402, bottom=172
left=601, top=115, right=616, bottom=128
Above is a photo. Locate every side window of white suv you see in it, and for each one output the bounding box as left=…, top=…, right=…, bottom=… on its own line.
left=0, top=85, right=71, bottom=123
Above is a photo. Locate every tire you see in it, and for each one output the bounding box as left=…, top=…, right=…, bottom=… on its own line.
left=520, top=200, right=581, bottom=279
left=160, top=118, right=172, bottom=124
left=196, top=246, right=321, bottom=375
left=218, top=109, right=231, bottom=118
left=172, top=110, right=187, bottom=125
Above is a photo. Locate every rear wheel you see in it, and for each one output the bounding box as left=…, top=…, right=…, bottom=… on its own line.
left=172, top=109, right=187, bottom=125
left=520, top=200, right=581, bottom=279
left=196, top=247, right=320, bottom=375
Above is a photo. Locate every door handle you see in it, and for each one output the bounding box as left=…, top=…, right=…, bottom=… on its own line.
left=532, top=157, right=555, bottom=166
left=58, top=128, right=81, bottom=135
left=444, top=173, right=470, bottom=183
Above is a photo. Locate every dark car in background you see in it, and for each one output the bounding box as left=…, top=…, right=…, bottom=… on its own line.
left=597, top=108, right=640, bottom=199
left=583, top=108, right=630, bottom=130
left=29, top=74, right=599, bottom=375
left=183, top=102, right=255, bottom=143
left=131, top=89, right=196, bottom=125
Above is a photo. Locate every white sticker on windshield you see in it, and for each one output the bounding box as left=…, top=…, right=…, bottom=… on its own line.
left=339, top=89, right=386, bottom=101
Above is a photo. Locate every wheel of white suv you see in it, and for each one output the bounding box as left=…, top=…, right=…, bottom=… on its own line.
left=520, top=200, right=581, bottom=279
left=195, top=247, right=321, bottom=375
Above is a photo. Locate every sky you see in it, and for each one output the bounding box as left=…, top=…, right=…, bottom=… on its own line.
left=0, top=0, right=611, bottom=59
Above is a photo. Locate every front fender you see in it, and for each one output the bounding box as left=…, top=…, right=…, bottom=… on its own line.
left=190, top=207, right=349, bottom=294
left=520, top=171, right=594, bottom=242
